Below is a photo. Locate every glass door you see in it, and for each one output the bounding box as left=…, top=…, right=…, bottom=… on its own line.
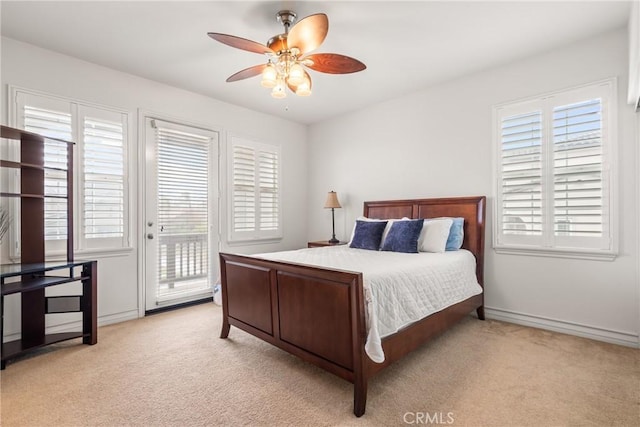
left=144, top=118, right=218, bottom=310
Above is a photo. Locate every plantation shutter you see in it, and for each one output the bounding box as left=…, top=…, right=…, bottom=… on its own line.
left=552, top=99, right=603, bottom=237
left=232, top=145, right=256, bottom=233
left=82, top=114, right=125, bottom=241
left=258, top=150, right=279, bottom=231
left=499, top=111, right=543, bottom=237
left=14, top=89, right=131, bottom=255
left=22, top=104, right=72, bottom=242
left=229, top=137, right=281, bottom=241
left=494, top=79, right=615, bottom=257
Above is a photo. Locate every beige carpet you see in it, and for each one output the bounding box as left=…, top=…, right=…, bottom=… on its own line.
left=1, top=303, right=638, bottom=426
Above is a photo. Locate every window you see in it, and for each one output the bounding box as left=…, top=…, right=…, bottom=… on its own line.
left=13, top=88, right=130, bottom=254
left=228, top=135, right=281, bottom=242
left=494, top=79, right=617, bottom=259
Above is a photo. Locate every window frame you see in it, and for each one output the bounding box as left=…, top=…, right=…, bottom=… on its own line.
left=9, top=85, right=132, bottom=258
left=492, top=78, right=618, bottom=261
left=227, top=134, right=282, bottom=243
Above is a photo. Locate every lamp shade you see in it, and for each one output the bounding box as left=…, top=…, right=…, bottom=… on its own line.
left=324, top=191, right=341, bottom=209
left=261, top=63, right=277, bottom=88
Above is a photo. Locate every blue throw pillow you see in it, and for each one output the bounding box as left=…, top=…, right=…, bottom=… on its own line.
left=445, top=217, right=465, bottom=251
left=349, top=220, right=388, bottom=250
left=381, top=219, right=424, bottom=253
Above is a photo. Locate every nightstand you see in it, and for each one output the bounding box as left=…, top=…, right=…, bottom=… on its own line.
left=308, top=240, right=347, bottom=248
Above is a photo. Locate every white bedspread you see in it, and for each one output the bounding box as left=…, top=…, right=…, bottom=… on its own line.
left=254, top=246, right=482, bottom=363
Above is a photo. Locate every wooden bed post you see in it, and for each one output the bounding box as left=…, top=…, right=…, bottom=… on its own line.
left=474, top=196, right=486, bottom=321
left=351, top=273, right=368, bottom=417
left=219, top=256, right=231, bottom=338
left=220, top=314, right=231, bottom=338
left=354, top=376, right=368, bottom=417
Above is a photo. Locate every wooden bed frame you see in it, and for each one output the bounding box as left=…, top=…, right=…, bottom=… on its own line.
left=219, top=196, right=486, bottom=416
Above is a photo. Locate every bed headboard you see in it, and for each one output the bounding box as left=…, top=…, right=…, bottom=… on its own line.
left=363, top=196, right=486, bottom=287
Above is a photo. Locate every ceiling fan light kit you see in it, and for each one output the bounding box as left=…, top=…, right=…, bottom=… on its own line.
left=208, top=10, right=366, bottom=99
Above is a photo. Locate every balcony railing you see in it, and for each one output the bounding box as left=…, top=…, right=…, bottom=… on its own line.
left=157, top=232, right=209, bottom=299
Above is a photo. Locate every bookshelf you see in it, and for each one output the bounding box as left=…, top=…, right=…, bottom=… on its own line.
left=0, top=125, right=97, bottom=369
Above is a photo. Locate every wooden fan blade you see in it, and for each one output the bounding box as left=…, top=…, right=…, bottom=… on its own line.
left=226, top=64, right=267, bottom=82
left=208, top=33, right=274, bottom=55
left=303, top=53, right=367, bottom=74
left=287, top=13, right=328, bottom=55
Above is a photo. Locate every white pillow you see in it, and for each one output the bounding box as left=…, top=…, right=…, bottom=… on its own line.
left=418, top=218, right=453, bottom=253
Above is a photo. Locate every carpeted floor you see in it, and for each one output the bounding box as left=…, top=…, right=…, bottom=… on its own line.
left=0, top=302, right=638, bottom=426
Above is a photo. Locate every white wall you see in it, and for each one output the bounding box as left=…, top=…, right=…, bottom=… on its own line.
left=307, top=28, right=639, bottom=346
left=2, top=28, right=637, bottom=348
left=1, top=37, right=308, bottom=335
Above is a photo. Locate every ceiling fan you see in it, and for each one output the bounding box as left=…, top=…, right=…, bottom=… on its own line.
left=207, top=10, right=366, bottom=99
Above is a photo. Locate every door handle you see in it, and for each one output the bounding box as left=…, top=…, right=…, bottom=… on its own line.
left=147, top=233, right=154, bottom=240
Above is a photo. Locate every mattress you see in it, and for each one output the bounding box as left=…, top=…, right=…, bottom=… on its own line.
left=255, top=246, right=482, bottom=363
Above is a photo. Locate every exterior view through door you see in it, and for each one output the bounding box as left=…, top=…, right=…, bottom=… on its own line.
left=144, top=118, right=219, bottom=311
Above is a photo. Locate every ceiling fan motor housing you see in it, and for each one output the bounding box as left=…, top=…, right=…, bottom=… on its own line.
left=267, top=34, right=288, bottom=53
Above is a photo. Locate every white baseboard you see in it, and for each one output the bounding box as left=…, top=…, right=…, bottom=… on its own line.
left=5, top=306, right=637, bottom=350
left=2, top=310, right=140, bottom=343
left=97, top=309, right=140, bottom=327
left=485, top=306, right=639, bottom=348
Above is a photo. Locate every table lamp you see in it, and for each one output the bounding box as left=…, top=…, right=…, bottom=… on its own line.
left=324, top=191, right=342, bottom=244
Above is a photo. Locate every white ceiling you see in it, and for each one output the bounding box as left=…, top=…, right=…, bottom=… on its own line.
left=0, top=1, right=631, bottom=125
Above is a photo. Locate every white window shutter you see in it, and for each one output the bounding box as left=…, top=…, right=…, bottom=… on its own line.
left=232, top=145, right=256, bottom=233
left=258, top=150, right=278, bottom=231
left=499, top=110, right=543, bottom=237
left=82, top=115, right=125, bottom=240
left=494, top=79, right=616, bottom=258
left=22, top=104, right=72, bottom=242
left=229, top=136, right=281, bottom=241
left=552, top=99, right=603, bottom=237
left=14, top=88, right=130, bottom=255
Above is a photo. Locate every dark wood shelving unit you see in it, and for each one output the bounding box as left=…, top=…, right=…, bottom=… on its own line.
left=0, top=125, right=97, bottom=370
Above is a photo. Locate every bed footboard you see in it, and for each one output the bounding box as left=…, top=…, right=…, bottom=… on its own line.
left=219, top=253, right=369, bottom=415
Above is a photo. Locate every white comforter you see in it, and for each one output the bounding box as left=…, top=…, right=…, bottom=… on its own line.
left=255, top=246, right=482, bottom=363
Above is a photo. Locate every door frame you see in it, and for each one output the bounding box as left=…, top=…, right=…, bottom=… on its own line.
left=137, top=110, right=221, bottom=317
